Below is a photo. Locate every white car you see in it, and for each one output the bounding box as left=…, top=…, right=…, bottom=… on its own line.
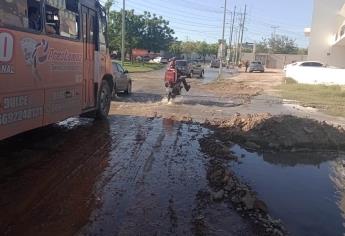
left=152, top=57, right=168, bottom=64
left=283, top=61, right=345, bottom=85
left=283, top=61, right=325, bottom=72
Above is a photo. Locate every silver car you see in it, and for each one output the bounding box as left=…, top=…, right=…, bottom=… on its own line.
left=190, top=60, right=205, bottom=78
left=112, top=62, right=132, bottom=94
left=249, top=61, right=265, bottom=73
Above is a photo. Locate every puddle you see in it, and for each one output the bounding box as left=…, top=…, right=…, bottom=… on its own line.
left=231, top=145, right=345, bottom=236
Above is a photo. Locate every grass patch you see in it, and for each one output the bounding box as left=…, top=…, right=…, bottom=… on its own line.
left=278, top=81, right=345, bottom=117
left=114, top=61, right=165, bottom=73
left=283, top=77, right=298, bottom=84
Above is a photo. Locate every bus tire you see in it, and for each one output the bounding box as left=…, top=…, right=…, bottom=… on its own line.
left=97, top=80, right=112, bottom=119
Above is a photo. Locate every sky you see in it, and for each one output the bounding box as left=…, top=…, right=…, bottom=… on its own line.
left=108, top=0, right=314, bottom=48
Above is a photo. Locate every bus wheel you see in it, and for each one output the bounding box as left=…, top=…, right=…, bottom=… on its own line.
left=97, top=80, right=111, bottom=119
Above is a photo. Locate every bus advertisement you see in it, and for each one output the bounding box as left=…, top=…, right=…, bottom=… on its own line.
left=0, top=0, right=114, bottom=141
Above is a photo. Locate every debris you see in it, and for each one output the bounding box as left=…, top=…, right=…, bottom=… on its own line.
left=241, top=192, right=256, bottom=210
left=212, top=190, right=224, bottom=201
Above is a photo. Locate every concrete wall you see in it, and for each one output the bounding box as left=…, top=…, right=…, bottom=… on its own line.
left=181, top=53, right=216, bottom=61
left=242, top=53, right=308, bottom=69
left=308, top=0, right=345, bottom=68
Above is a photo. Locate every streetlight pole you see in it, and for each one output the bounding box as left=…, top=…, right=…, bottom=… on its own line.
left=219, top=0, right=227, bottom=77
left=121, top=0, right=126, bottom=66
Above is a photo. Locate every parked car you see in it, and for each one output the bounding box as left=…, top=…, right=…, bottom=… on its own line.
left=112, top=62, right=132, bottom=95
left=210, top=59, right=226, bottom=68
left=176, top=60, right=192, bottom=77
left=283, top=61, right=337, bottom=83
left=189, top=60, right=205, bottom=78
left=152, top=56, right=168, bottom=64
left=283, top=61, right=326, bottom=72
left=142, top=56, right=151, bottom=62
left=210, top=59, right=220, bottom=68
left=249, top=61, right=265, bottom=73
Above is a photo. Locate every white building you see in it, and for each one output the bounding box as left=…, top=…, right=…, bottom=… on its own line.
left=307, top=0, right=345, bottom=68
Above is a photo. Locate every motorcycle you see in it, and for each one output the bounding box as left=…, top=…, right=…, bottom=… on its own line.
left=164, top=68, right=188, bottom=101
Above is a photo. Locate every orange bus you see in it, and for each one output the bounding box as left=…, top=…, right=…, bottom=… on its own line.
left=0, top=0, right=114, bottom=141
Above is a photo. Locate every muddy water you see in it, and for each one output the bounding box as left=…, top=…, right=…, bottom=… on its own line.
left=231, top=145, right=345, bottom=236
left=0, top=116, right=254, bottom=235
left=78, top=117, right=210, bottom=235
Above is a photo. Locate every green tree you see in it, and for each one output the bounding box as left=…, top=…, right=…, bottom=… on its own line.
left=255, top=41, right=269, bottom=53
left=298, top=48, right=308, bottom=55
left=181, top=41, right=197, bottom=58
left=104, top=0, right=114, bottom=18
left=208, top=43, right=218, bottom=56
left=108, top=10, right=175, bottom=58
left=108, top=10, right=144, bottom=57
left=141, top=12, right=175, bottom=52
left=196, top=41, right=209, bottom=63
left=169, top=41, right=183, bottom=57
left=256, top=35, right=298, bottom=54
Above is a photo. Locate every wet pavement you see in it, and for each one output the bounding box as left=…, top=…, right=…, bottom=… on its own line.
left=231, top=145, right=345, bottom=236
left=3, top=68, right=345, bottom=235
left=0, top=116, right=253, bottom=236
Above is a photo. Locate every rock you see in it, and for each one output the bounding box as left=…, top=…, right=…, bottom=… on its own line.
left=231, top=195, right=242, bottom=204
left=245, top=141, right=261, bottom=150
left=268, top=142, right=279, bottom=149
left=303, top=127, right=313, bottom=134
left=241, top=192, right=256, bottom=210
left=273, top=229, right=284, bottom=236
left=212, top=190, right=224, bottom=201
left=223, top=174, right=230, bottom=184
left=254, top=200, right=268, bottom=213
left=224, top=180, right=236, bottom=192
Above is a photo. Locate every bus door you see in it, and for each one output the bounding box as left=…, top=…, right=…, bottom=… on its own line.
left=81, top=6, right=96, bottom=109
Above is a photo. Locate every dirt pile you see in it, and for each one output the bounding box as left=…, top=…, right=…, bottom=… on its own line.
left=206, top=162, right=286, bottom=236
left=206, top=113, right=345, bottom=151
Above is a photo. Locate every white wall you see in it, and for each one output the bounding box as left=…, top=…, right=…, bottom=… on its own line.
left=308, top=0, right=345, bottom=68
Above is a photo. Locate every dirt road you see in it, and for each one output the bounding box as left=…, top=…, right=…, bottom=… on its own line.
left=1, top=68, right=345, bottom=235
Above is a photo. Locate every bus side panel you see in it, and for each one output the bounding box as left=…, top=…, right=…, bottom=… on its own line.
left=0, top=28, right=85, bottom=140
left=43, top=85, right=83, bottom=125
left=0, top=90, right=44, bottom=140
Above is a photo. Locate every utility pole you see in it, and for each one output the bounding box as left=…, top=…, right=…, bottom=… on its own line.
left=219, top=0, right=227, bottom=77
left=121, top=0, right=126, bottom=66
left=238, top=4, right=247, bottom=63
left=271, top=25, right=279, bottom=39
left=228, top=5, right=236, bottom=65
left=234, top=12, right=242, bottom=64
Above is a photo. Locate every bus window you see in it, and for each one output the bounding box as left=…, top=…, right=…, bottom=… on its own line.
left=45, top=5, right=59, bottom=34
left=45, top=0, right=79, bottom=39
left=99, top=13, right=107, bottom=52
left=0, top=0, right=29, bottom=28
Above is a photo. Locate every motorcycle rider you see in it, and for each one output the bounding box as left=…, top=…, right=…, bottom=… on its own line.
left=168, top=58, right=191, bottom=92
